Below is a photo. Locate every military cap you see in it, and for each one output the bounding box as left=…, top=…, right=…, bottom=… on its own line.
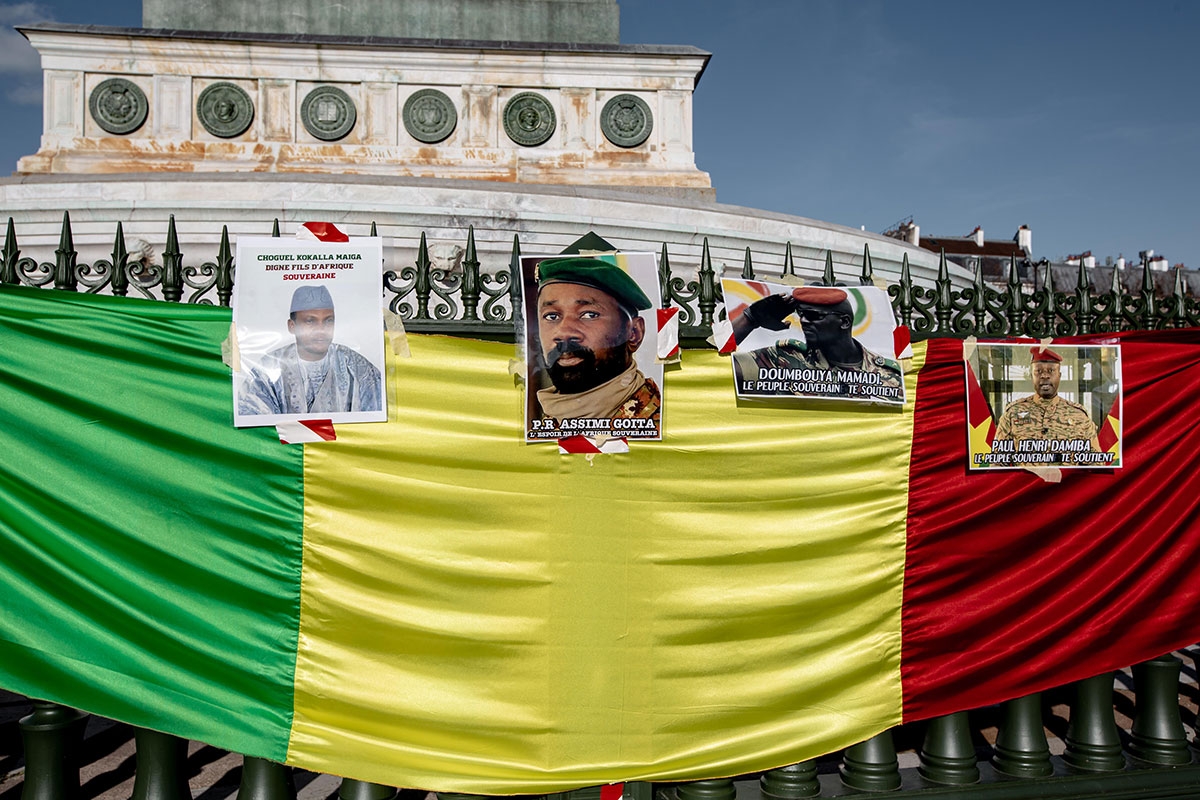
left=536, top=256, right=653, bottom=314
left=791, top=287, right=849, bottom=305
left=290, top=284, right=335, bottom=314
left=1030, top=346, right=1062, bottom=363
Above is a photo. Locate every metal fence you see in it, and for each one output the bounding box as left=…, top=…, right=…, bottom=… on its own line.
left=5, top=212, right=1200, bottom=800
left=4, top=214, right=1198, bottom=340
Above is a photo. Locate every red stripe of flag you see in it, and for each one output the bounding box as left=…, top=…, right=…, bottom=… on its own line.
left=902, top=332, right=1200, bottom=722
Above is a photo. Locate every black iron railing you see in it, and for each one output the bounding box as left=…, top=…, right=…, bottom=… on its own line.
left=3, top=214, right=1197, bottom=340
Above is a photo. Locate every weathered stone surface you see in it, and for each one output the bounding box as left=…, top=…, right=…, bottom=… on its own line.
left=142, top=0, right=620, bottom=45
left=17, top=25, right=710, bottom=191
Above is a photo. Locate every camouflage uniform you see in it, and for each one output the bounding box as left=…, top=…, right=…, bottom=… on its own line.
left=733, top=339, right=904, bottom=401
left=613, top=378, right=661, bottom=420
left=995, top=394, right=1099, bottom=449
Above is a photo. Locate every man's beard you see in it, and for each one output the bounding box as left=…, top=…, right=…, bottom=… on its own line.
left=545, top=341, right=632, bottom=394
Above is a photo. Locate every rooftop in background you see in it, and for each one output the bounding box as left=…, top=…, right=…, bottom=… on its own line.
left=142, top=0, right=620, bottom=44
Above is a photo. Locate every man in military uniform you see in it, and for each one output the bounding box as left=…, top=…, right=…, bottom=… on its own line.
left=730, top=286, right=904, bottom=401
left=995, top=346, right=1099, bottom=450
left=531, top=256, right=660, bottom=433
left=238, top=284, right=382, bottom=416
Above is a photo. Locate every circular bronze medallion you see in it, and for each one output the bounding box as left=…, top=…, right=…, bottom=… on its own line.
left=403, top=89, right=457, bottom=144
left=503, top=92, right=556, bottom=147
left=601, top=94, right=653, bottom=148
left=89, top=78, right=148, bottom=135
left=300, top=86, right=357, bottom=141
left=197, top=82, right=254, bottom=138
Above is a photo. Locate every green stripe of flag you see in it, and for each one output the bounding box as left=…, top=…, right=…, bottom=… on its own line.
left=0, top=286, right=303, bottom=759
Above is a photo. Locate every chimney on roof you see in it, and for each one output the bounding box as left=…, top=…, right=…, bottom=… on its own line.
left=971, top=226, right=984, bottom=247
left=1149, top=255, right=1168, bottom=271
left=1116, top=255, right=1126, bottom=269
left=1014, top=225, right=1031, bottom=255
left=1083, top=253, right=1096, bottom=268
left=899, top=220, right=920, bottom=246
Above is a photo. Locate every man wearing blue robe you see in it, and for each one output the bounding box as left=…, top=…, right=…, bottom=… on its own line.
left=238, top=284, right=382, bottom=415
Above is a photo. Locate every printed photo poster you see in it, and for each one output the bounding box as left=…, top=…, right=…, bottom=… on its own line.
left=965, top=342, right=1122, bottom=470
left=520, top=252, right=664, bottom=442
left=722, top=279, right=906, bottom=406
left=232, top=236, right=386, bottom=428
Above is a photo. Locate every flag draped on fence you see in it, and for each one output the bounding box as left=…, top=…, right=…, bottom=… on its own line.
left=2, top=286, right=1199, bottom=793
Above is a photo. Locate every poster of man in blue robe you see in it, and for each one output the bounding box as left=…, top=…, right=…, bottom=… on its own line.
left=232, top=237, right=386, bottom=428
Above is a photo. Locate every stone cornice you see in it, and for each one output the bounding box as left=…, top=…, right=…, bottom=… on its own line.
left=19, top=24, right=711, bottom=89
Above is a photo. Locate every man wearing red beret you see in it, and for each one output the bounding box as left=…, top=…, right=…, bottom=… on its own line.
left=994, top=346, right=1099, bottom=451
left=730, top=286, right=903, bottom=399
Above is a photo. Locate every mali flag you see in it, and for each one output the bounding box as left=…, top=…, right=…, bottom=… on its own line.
left=2, top=286, right=1199, bottom=793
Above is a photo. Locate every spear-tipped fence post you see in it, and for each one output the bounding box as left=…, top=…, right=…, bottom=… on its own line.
left=860, top=242, right=873, bottom=286
left=657, top=242, right=672, bottom=307
left=891, top=253, right=914, bottom=329
left=18, top=701, right=88, bottom=800
left=1108, top=262, right=1126, bottom=331
left=271, top=218, right=280, bottom=237
left=129, top=728, right=190, bottom=800
left=369, top=221, right=378, bottom=237
left=821, top=250, right=836, bottom=286
left=1075, top=259, right=1094, bottom=334
left=1004, top=255, right=1025, bottom=336
left=53, top=211, right=78, bottom=292
left=215, top=225, right=234, bottom=307
left=2, top=217, right=20, bottom=285
left=413, top=232, right=431, bottom=319
left=508, top=234, right=522, bottom=321
left=1042, top=261, right=1059, bottom=336
left=109, top=221, right=130, bottom=297
left=933, top=250, right=953, bottom=334
left=783, top=241, right=795, bottom=276
left=697, top=238, right=717, bottom=327
left=1168, top=267, right=1187, bottom=328
left=461, top=226, right=481, bottom=321
left=970, top=260, right=988, bottom=334
left=740, top=246, right=754, bottom=280
left=1138, top=254, right=1156, bottom=329
left=161, top=216, right=183, bottom=303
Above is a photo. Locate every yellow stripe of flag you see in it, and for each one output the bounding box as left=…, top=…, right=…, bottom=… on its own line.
left=288, top=336, right=926, bottom=793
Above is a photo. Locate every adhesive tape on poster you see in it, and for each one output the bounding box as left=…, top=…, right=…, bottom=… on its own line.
left=223, top=322, right=241, bottom=372
left=382, top=310, right=410, bottom=358
left=557, top=435, right=630, bottom=455
left=962, top=335, right=978, bottom=361
left=1024, top=465, right=1063, bottom=484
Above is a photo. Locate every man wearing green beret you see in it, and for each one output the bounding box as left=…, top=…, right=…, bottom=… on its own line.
left=238, top=283, right=382, bottom=416
left=995, top=346, right=1099, bottom=453
left=531, top=257, right=660, bottom=432
left=731, top=285, right=903, bottom=401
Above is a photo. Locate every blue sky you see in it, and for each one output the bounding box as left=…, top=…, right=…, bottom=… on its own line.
left=2, top=0, right=1196, bottom=266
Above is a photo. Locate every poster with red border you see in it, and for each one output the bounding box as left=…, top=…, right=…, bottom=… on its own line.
left=965, top=341, right=1122, bottom=469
